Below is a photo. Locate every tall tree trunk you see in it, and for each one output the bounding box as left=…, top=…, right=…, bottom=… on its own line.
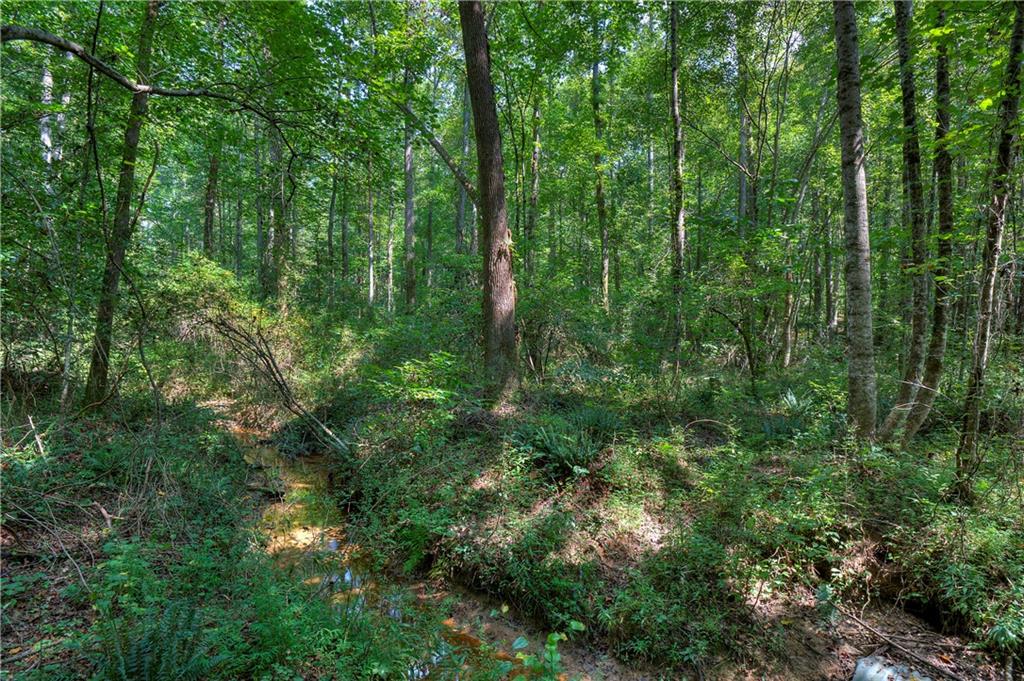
left=290, top=202, right=298, bottom=260
left=591, top=57, right=610, bottom=311
left=669, top=1, right=687, bottom=374
left=459, top=0, right=517, bottom=387
left=341, top=169, right=350, bottom=280
left=880, top=0, right=929, bottom=440
left=904, top=9, right=955, bottom=444
left=954, top=1, right=1024, bottom=497
left=425, top=200, right=434, bottom=289
left=203, top=152, right=219, bottom=259
left=41, top=59, right=75, bottom=411
left=254, top=132, right=267, bottom=295
left=525, top=102, right=540, bottom=282
left=327, top=167, right=337, bottom=269
left=646, top=133, right=655, bottom=273
left=367, top=151, right=376, bottom=307
left=83, top=0, right=159, bottom=404
left=403, top=66, right=417, bottom=310
left=455, top=83, right=471, bottom=256
left=832, top=0, right=877, bottom=438
left=268, top=127, right=287, bottom=296
left=387, top=199, right=395, bottom=314
left=737, top=52, right=751, bottom=237
left=825, top=216, right=838, bottom=338
left=234, top=193, right=242, bottom=275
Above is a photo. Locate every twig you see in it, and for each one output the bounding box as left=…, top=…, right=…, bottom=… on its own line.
left=3, top=638, right=62, bottom=664
left=27, top=415, right=45, bottom=456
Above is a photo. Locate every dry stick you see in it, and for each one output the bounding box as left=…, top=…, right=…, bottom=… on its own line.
left=837, top=605, right=968, bottom=681
left=27, top=415, right=45, bottom=456
left=3, top=639, right=63, bottom=664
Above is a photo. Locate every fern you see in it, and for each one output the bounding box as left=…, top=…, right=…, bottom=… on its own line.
left=95, top=601, right=226, bottom=681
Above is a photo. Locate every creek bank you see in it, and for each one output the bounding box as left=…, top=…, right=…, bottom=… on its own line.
left=234, top=424, right=649, bottom=680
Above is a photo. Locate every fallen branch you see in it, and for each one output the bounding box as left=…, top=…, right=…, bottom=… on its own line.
left=3, top=638, right=63, bottom=664
left=837, top=605, right=968, bottom=681
left=205, top=313, right=348, bottom=456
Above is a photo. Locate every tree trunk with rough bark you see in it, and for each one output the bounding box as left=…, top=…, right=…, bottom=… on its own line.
left=459, top=0, right=517, bottom=388
left=404, top=65, right=417, bottom=311
left=83, top=0, right=159, bottom=404
left=455, top=83, right=470, bottom=256
left=341, top=169, right=349, bottom=280
left=268, top=127, right=287, bottom=296
left=832, top=0, right=877, bottom=438
left=880, top=0, right=929, bottom=440
left=328, top=167, right=337, bottom=268
left=525, top=102, right=540, bottom=282
left=234, top=193, right=242, bottom=275
left=669, top=1, right=687, bottom=375
left=591, top=56, right=610, bottom=311
left=903, top=8, right=955, bottom=444
left=203, top=152, right=219, bottom=259
left=367, top=151, right=376, bottom=308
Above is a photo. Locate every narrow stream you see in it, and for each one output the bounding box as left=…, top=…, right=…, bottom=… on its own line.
left=233, top=427, right=591, bottom=680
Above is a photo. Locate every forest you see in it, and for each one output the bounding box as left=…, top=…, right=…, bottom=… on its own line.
left=1, top=0, right=1023, bottom=679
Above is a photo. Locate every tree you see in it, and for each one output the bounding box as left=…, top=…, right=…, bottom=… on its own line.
left=902, top=6, right=954, bottom=445
left=455, top=83, right=471, bottom=255
left=525, top=102, right=540, bottom=281
left=879, top=0, right=928, bottom=441
left=83, top=0, right=160, bottom=404
left=832, top=0, right=877, bottom=438
left=403, top=26, right=417, bottom=311
left=669, top=0, right=686, bottom=376
left=203, top=152, right=220, bottom=259
left=954, top=0, right=1024, bottom=499
left=459, top=0, right=516, bottom=387
left=591, top=29, right=610, bottom=311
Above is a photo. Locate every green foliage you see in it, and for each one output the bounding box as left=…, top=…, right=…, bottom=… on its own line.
left=93, top=601, right=227, bottom=681
left=513, top=404, right=622, bottom=479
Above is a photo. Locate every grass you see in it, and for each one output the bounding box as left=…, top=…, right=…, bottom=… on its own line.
left=0, top=399, right=514, bottom=680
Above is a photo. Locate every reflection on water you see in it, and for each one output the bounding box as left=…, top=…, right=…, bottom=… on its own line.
left=236, top=427, right=540, bottom=680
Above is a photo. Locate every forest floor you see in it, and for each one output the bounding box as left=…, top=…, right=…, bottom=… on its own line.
left=2, top=332, right=1020, bottom=679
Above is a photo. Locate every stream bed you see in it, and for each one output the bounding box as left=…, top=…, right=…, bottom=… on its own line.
left=233, top=427, right=645, bottom=681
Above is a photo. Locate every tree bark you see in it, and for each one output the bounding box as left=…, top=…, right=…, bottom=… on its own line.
left=669, top=1, right=687, bottom=375
left=203, top=152, right=219, bottom=259
left=327, top=167, right=337, bottom=269
left=832, top=0, right=877, bottom=438
left=341, top=169, right=350, bottom=280
left=880, top=0, right=929, bottom=440
left=234, top=193, right=242, bottom=275
left=525, top=101, right=540, bottom=281
left=387, top=199, right=395, bottom=314
left=737, top=50, right=751, bottom=237
left=367, top=150, right=376, bottom=307
left=903, top=8, right=954, bottom=444
left=954, top=1, right=1024, bottom=497
left=455, top=83, right=470, bottom=255
left=403, top=65, right=417, bottom=310
left=459, top=0, right=517, bottom=387
left=591, top=57, right=610, bottom=311
left=268, top=126, right=287, bottom=296
left=83, top=0, right=159, bottom=404
left=254, top=135, right=268, bottom=295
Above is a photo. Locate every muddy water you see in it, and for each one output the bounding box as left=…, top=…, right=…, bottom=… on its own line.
left=236, top=429, right=648, bottom=681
